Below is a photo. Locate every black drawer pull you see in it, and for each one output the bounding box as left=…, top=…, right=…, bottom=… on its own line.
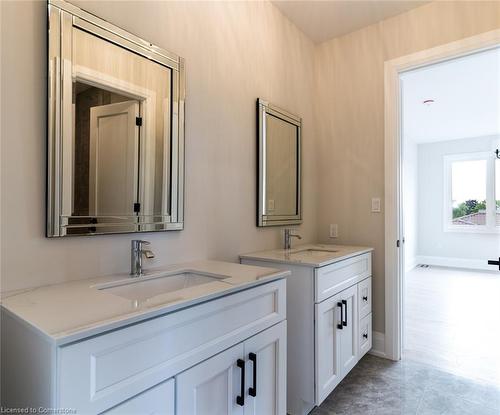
left=337, top=302, right=343, bottom=329
left=342, top=299, right=347, bottom=327
left=236, top=359, right=245, bottom=406
left=363, top=296, right=368, bottom=301
left=363, top=333, right=368, bottom=339
left=249, top=352, right=257, bottom=397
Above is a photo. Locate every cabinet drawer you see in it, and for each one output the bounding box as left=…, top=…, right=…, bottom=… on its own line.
left=315, top=253, right=371, bottom=303
left=57, top=279, right=285, bottom=414
left=103, top=378, right=174, bottom=415
left=358, top=277, right=372, bottom=319
left=358, top=313, right=372, bottom=358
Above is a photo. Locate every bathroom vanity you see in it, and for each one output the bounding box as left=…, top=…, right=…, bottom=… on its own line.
left=241, top=244, right=373, bottom=415
left=1, top=261, right=288, bottom=414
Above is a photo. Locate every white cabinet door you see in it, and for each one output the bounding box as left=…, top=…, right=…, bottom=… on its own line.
left=243, top=321, right=287, bottom=415
left=338, top=285, right=358, bottom=378
left=315, top=284, right=359, bottom=405
left=103, top=378, right=174, bottom=415
left=176, top=344, right=245, bottom=415
left=315, top=291, right=342, bottom=405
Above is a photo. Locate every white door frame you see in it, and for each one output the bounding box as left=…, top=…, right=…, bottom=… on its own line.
left=384, top=29, right=500, bottom=361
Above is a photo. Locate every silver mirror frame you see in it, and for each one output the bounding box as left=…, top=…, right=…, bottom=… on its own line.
left=257, top=98, right=302, bottom=227
left=47, top=0, right=185, bottom=237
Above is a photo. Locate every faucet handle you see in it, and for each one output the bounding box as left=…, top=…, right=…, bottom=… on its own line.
left=132, top=239, right=150, bottom=246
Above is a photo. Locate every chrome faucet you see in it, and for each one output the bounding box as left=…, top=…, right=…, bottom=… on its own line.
left=284, top=228, right=302, bottom=250
left=130, top=240, right=155, bottom=277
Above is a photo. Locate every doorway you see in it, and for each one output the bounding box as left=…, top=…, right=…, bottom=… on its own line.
left=399, top=48, right=500, bottom=385
left=384, top=30, right=500, bottom=383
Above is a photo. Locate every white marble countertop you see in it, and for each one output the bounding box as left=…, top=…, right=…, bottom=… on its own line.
left=240, top=244, right=373, bottom=267
left=0, top=260, right=289, bottom=346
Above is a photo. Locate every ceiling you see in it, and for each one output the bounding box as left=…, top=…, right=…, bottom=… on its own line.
left=401, top=47, right=500, bottom=144
left=271, top=0, right=428, bottom=43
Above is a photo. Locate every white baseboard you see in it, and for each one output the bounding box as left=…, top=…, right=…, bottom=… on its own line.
left=369, top=331, right=386, bottom=358
left=405, top=256, right=418, bottom=272
left=416, top=255, right=495, bottom=271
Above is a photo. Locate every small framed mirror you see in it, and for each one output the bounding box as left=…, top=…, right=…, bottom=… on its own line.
left=257, top=99, right=302, bottom=227
left=47, top=0, right=185, bottom=237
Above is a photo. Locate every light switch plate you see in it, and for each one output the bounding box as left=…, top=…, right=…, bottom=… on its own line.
left=371, top=197, right=381, bottom=213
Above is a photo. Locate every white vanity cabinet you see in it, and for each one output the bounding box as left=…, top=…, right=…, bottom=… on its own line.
left=1, top=278, right=287, bottom=415
left=241, top=246, right=373, bottom=415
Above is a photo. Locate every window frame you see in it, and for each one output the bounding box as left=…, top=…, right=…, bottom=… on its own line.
left=443, top=151, right=498, bottom=234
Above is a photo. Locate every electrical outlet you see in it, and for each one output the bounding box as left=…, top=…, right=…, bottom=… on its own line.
left=329, top=224, right=338, bottom=238
left=371, top=197, right=381, bottom=213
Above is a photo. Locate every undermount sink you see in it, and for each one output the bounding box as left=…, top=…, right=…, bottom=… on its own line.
left=293, top=248, right=339, bottom=254
left=97, top=271, right=227, bottom=302
left=290, top=248, right=339, bottom=256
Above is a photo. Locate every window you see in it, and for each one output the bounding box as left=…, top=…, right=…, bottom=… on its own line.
left=497, top=159, right=500, bottom=227
left=444, top=151, right=499, bottom=232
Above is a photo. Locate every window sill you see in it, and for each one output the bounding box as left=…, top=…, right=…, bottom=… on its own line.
left=444, top=226, right=500, bottom=234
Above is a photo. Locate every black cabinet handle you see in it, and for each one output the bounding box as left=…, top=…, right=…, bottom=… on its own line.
left=488, top=258, right=500, bottom=270
left=363, top=333, right=368, bottom=339
left=236, top=359, right=245, bottom=406
left=342, top=299, right=348, bottom=327
left=337, top=302, right=343, bottom=329
left=249, top=352, right=257, bottom=397
left=363, top=296, right=368, bottom=301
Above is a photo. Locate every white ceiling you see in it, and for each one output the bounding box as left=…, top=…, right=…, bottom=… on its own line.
left=401, top=47, right=500, bottom=144
left=271, top=0, right=428, bottom=43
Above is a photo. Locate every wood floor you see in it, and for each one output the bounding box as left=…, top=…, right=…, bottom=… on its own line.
left=404, top=266, right=500, bottom=387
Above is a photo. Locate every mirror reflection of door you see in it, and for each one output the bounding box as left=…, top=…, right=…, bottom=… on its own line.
left=88, top=100, right=140, bottom=216
left=72, top=81, right=141, bottom=218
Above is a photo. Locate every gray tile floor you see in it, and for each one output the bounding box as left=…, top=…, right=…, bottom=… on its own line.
left=312, top=355, right=500, bottom=415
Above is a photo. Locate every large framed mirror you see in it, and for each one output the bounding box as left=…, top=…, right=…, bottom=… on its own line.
left=47, top=0, right=185, bottom=237
left=257, top=99, right=302, bottom=227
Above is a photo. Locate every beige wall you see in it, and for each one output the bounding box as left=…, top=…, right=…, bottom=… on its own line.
left=0, top=0, right=318, bottom=293
left=314, top=1, right=500, bottom=333
left=2, top=0, right=500, bottom=336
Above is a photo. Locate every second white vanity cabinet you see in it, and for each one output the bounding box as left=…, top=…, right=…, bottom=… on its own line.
left=241, top=245, right=373, bottom=415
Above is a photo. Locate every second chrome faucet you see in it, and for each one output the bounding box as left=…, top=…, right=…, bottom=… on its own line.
left=130, top=240, right=155, bottom=277
left=284, top=228, right=302, bottom=250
